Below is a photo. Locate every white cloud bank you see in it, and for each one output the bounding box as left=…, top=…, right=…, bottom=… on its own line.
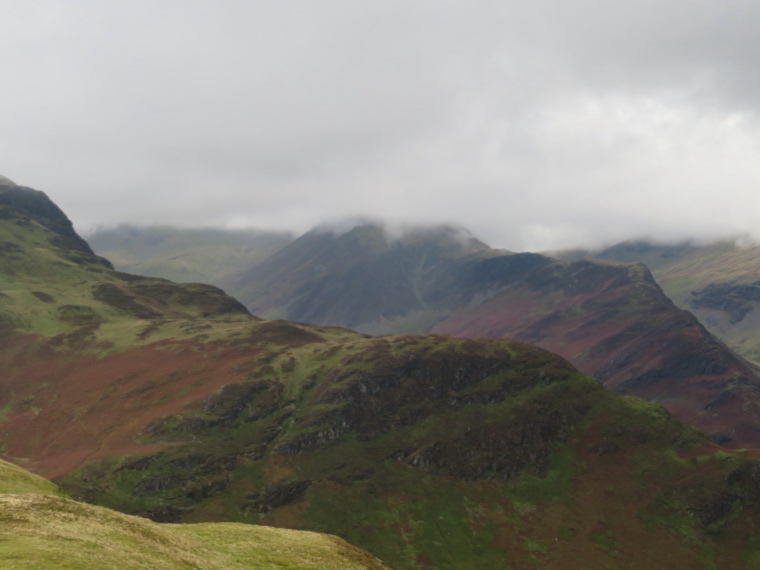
left=2, top=0, right=760, bottom=250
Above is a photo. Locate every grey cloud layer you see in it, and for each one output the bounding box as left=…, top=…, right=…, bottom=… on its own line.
left=2, top=0, right=759, bottom=250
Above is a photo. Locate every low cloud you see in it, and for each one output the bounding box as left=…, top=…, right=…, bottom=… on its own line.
left=3, top=0, right=760, bottom=251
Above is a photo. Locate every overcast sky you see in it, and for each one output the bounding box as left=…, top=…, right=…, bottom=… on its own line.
left=2, top=0, right=760, bottom=251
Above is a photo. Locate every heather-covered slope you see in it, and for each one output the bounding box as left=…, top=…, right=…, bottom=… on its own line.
left=0, top=459, right=388, bottom=569
left=88, top=224, right=293, bottom=285
left=8, top=314, right=760, bottom=569
left=561, top=239, right=760, bottom=364
left=0, top=182, right=388, bottom=568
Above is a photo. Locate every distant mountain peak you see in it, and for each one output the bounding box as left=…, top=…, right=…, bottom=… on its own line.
left=310, top=218, right=487, bottom=249
left=0, top=174, right=17, bottom=186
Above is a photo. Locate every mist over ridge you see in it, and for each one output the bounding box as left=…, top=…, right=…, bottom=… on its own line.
left=86, top=213, right=760, bottom=257
left=4, top=1, right=760, bottom=251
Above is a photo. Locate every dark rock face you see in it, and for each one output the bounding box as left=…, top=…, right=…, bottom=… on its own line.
left=92, top=283, right=163, bottom=319
left=145, top=380, right=286, bottom=438
left=404, top=394, right=591, bottom=480
left=456, top=252, right=551, bottom=290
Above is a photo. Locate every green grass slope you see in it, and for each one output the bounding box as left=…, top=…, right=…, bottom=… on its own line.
left=0, top=495, right=387, bottom=570
left=0, top=458, right=62, bottom=496
left=0, top=460, right=387, bottom=570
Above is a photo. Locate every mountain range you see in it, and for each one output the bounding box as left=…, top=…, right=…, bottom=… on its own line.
left=8, top=181, right=760, bottom=568
left=92, top=223, right=760, bottom=448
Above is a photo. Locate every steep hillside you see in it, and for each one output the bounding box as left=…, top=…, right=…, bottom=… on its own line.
left=88, top=224, right=293, bottom=285
left=0, top=459, right=387, bottom=569
left=562, top=239, right=760, bottom=364
left=431, top=256, right=760, bottom=448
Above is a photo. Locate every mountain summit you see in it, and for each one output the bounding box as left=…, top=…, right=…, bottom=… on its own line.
left=224, top=223, right=493, bottom=332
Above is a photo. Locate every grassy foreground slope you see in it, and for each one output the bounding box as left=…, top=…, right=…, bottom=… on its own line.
left=0, top=460, right=388, bottom=570
left=0, top=457, right=63, bottom=496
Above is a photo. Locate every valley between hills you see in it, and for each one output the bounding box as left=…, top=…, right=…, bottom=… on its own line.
left=5, top=179, right=760, bottom=568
